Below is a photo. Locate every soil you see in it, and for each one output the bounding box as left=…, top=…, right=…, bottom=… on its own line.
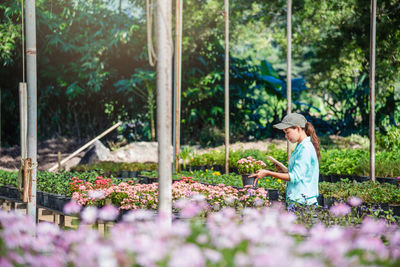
left=0, top=137, right=87, bottom=171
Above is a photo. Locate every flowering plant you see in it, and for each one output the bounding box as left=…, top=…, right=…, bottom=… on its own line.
left=236, top=156, right=266, bottom=174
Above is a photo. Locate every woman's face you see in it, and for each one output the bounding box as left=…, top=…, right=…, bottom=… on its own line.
left=283, top=127, right=301, bottom=143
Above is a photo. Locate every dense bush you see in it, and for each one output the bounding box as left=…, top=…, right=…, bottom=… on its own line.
left=377, top=125, right=400, bottom=151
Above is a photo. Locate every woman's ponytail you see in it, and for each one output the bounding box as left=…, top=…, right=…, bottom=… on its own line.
left=305, top=122, right=321, bottom=161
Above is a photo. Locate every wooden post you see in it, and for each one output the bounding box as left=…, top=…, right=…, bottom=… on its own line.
left=23, top=158, right=31, bottom=202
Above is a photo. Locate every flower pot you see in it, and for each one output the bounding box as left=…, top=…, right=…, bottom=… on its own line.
left=241, top=174, right=257, bottom=187
left=317, top=194, right=324, bottom=206
left=213, top=165, right=224, bottom=172
left=48, top=193, right=65, bottom=210
left=138, top=175, right=151, bottom=184
left=323, top=196, right=336, bottom=207
left=56, top=196, right=70, bottom=212
left=198, top=166, right=206, bottom=171
left=319, top=174, right=328, bottom=182
left=330, top=174, right=342, bottom=183
left=8, top=187, right=20, bottom=200
left=0, top=186, right=8, bottom=197
left=389, top=205, right=400, bottom=216
left=266, top=189, right=279, bottom=201
left=354, top=175, right=369, bottom=183
left=128, top=171, right=139, bottom=178
left=36, top=191, right=44, bottom=206
left=42, top=192, right=50, bottom=208
left=229, top=167, right=238, bottom=174
left=376, top=177, right=397, bottom=185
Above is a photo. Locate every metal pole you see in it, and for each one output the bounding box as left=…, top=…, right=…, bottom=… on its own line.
left=25, top=0, right=37, bottom=219
left=156, top=0, right=173, bottom=224
left=369, top=0, right=376, bottom=182
left=173, top=0, right=182, bottom=173
left=286, top=0, right=292, bottom=161
left=224, top=0, right=230, bottom=174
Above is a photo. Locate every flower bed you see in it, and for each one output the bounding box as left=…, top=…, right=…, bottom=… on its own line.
left=1, top=202, right=400, bottom=266
left=70, top=176, right=271, bottom=211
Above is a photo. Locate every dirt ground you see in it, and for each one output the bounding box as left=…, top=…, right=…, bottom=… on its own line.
left=0, top=137, right=86, bottom=171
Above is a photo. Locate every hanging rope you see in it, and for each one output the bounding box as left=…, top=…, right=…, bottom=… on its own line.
left=146, top=0, right=157, bottom=66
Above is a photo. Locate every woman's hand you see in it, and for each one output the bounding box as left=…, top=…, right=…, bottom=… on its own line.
left=273, top=162, right=286, bottom=173
left=249, top=169, right=271, bottom=186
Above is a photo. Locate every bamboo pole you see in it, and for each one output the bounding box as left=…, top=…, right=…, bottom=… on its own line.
left=173, top=0, right=183, bottom=173
left=369, top=0, right=376, bottom=182
left=286, top=0, right=292, bottom=161
left=156, top=0, right=173, bottom=225
left=19, top=83, right=27, bottom=159
left=224, top=0, right=230, bottom=174
left=48, top=121, right=122, bottom=172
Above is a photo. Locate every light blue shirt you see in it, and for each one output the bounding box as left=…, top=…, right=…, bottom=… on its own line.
left=286, top=136, right=319, bottom=205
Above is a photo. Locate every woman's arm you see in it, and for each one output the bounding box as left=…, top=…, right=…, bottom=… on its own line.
left=249, top=169, right=290, bottom=183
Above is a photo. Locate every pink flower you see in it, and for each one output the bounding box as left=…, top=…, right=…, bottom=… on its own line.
left=181, top=202, right=202, bottom=218
left=360, top=217, right=386, bottom=235
left=0, top=258, right=13, bottom=267
left=63, top=200, right=82, bottom=214
left=168, top=244, right=205, bottom=267
left=348, top=197, right=363, bottom=207
left=87, top=190, right=105, bottom=200
left=329, top=203, right=351, bottom=217
left=98, top=205, right=119, bottom=221
left=81, top=206, right=97, bottom=224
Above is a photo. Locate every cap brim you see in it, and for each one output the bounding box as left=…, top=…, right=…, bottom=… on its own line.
left=273, top=123, right=291, bottom=130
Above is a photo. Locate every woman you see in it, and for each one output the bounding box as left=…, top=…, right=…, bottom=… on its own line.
left=250, top=113, right=321, bottom=206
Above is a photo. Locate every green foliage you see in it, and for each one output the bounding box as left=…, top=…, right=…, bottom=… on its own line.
left=320, top=149, right=369, bottom=175
left=1, top=0, right=400, bottom=146
left=377, top=125, right=400, bottom=151
left=70, top=161, right=158, bottom=175
left=0, top=170, right=18, bottom=186
left=319, top=179, right=400, bottom=205
left=0, top=1, right=21, bottom=66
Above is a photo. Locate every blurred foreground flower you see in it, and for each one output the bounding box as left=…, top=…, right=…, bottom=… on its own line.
left=1, top=201, right=400, bottom=266
left=329, top=203, right=351, bottom=217
left=99, top=205, right=119, bottom=221
left=348, top=196, right=363, bottom=207
left=81, top=206, right=98, bottom=224
left=63, top=200, right=82, bottom=215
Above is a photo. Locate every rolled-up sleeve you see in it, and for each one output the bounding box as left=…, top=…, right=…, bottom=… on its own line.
left=288, top=146, right=310, bottom=184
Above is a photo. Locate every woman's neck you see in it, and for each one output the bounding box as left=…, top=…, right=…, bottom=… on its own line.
left=297, top=131, right=308, bottom=144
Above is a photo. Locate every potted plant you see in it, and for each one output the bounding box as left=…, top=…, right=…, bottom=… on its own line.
left=237, top=157, right=266, bottom=187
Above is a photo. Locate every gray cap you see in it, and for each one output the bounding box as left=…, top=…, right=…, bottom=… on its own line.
left=273, top=113, right=307, bottom=129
